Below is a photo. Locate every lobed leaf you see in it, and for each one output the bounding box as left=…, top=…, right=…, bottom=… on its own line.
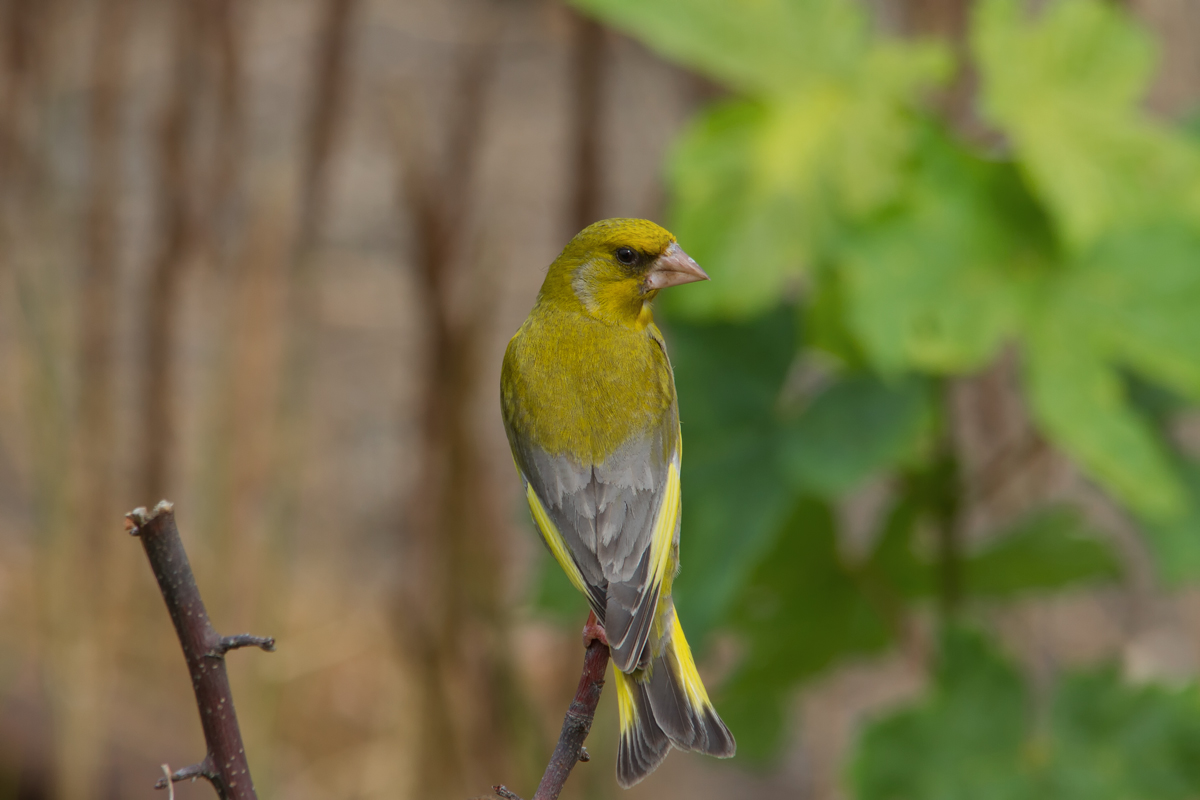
left=839, top=131, right=1052, bottom=375
left=1024, top=262, right=1191, bottom=520
left=974, top=0, right=1200, bottom=249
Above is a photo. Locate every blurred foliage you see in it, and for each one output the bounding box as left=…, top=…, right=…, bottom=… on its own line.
left=575, top=0, right=1200, bottom=519
left=540, top=0, right=1200, bottom=793
left=852, top=628, right=1200, bottom=800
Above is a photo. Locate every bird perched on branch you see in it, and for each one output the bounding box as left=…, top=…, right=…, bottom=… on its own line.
left=501, top=218, right=735, bottom=787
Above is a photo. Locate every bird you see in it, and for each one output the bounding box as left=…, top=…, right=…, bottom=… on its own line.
left=501, top=218, right=736, bottom=787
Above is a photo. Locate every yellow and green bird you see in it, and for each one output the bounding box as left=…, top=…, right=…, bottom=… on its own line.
left=501, top=218, right=735, bottom=787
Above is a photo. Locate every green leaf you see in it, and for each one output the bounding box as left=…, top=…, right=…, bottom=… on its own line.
left=805, top=267, right=868, bottom=366
left=973, top=0, right=1200, bottom=250
left=1075, top=228, right=1200, bottom=403
left=781, top=374, right=931, bottom=497
left=722, top=496, right=893, bottom=761
left=826, top=44, right=951, bottom=217
left=867, top=491, right=1118, bottom=602
left=1023, top=227, right=1200, bottom=520
left=657, top=45, right=948, bottom=320
left=964, top=508, right=1120, bottom=597
left=569, top=0, right=870, bottom=96
left=839, top=130, right=1052, bottom=374
left=1126, top=373, right=1193, bottom=425
left=851, top=627, right=1031, bottom=800
left=1142, top=461, right=1200, bottom=587
left=668, top=306, right=942, bottom=637
left=853, top=628, right=1200, bottom=800
left=866, top=489, right=935, bottom=599
left=1026, top=334, right=1184, bottom=520
left=1044, top=669, right=1200, bottom=799
left=664, top=99, right=817, bottom=319
left=837, top=4, right=1200, bottom=521
left=667, top=307, right=799, bottom=641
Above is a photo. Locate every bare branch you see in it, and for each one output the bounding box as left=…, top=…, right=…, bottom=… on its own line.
left=127, top=501, right=272, bottom=799
left=491, top=613, right=611, bottom=800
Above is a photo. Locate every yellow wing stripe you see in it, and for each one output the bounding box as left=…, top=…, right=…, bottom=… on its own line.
left=648, top=456, right=681, bottom=590
left=526, top=481, right=591, bottom=597
left=614, top=669, right=637, bottom=733
left=668, top=606, right=714, bottom=710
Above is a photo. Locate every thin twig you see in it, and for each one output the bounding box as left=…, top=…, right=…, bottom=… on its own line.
left=213, top=634, right=276, bottom=656
left=155, top=758, right=216, bottom=789
left=161, top=765, right=176, bottom=800
left=127, top=501, right=272, bottom=799
left=492, top=613, right=611, bottom=800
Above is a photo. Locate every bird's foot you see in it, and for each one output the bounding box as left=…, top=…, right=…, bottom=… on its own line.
left=582, top=611, right=609, bottom=648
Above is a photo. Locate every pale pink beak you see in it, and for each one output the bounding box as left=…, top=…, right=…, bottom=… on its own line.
left=643, top=241, right=710, bottom=292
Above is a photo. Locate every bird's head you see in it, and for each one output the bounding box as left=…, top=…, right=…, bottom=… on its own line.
left=540, top=218, right=709, bottom=326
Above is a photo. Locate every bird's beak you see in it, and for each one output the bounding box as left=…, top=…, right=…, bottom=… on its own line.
left=644, top=242, right=710, bottom=292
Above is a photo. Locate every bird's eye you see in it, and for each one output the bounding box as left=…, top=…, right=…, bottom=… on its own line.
left=615, top=247, right=637, bottom=265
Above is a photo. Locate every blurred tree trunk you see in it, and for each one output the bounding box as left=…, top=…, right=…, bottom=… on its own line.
left=53, top=0, right=136, bottom=795
left=264, top=0, right=358, bottom=567
left=2, top=0, right=62, bottom=795
left=899, top=0, right=973, bottom=127
left=569, top=14, right=605, bottom=236
left=1131, top=0, right=1200, bottom=113
left=393, top=13, right=526, bottom=796
left=901, top=0, right=967, bottom=36
left=140, top=0, right=203, bottom=504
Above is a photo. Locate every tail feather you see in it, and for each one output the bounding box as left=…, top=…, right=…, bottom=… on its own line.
left=614, top=669, right=670, bottom=789
left=615, top=608, right=736, bottom=787
left=647, top=650, right=696, bottom=746
left=652, top=607, right=736, bottom=757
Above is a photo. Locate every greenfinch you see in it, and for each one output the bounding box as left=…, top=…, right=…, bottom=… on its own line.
left=501, top=218, right=735, bottom=787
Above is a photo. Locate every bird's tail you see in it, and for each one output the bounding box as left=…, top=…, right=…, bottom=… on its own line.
left=614, top=606, right=736, bottom=788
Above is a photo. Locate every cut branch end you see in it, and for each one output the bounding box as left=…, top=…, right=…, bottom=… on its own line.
left=125, top=499, right=175, bottom=533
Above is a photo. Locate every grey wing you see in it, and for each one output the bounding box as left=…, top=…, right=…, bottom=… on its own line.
left=511, top=427, right=678, bottom=673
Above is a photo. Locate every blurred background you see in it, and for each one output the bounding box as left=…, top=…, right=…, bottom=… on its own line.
left=2, top=0, right=1200, bottom=798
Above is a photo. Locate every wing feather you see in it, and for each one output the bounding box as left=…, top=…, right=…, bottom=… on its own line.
left=524, top=479, right=607, bottom=616
left=511, top=424, right=681, bottom=674
left=604, top=451, right=679, bottom=671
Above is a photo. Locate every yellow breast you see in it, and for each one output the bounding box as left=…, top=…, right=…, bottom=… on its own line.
left=501, top=307, right=676, bottom=464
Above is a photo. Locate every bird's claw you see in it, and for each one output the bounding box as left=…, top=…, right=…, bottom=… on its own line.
left=582, top=611, right=609, bottom=648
